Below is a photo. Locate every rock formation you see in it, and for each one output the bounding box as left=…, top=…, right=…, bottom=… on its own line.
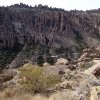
left=0, top=4, right=100, bottom=68
left=0, top=4, right=100, bottom=48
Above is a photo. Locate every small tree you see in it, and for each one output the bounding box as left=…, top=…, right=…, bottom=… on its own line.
left=46, top=56, right=54, bottom=65
left=37, top=56, right=45, bottom=66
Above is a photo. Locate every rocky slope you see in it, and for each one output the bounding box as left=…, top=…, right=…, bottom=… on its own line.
left=0, top=4, right=100, bottom=68
left=1, top=47, right=100, bottom=100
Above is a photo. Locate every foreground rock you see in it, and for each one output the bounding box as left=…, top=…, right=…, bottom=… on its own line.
left=90, top=86, right=100, bottom=100
left=84, top=63, right=100, bottom=78
left=0, top=69, right=20, bottom=88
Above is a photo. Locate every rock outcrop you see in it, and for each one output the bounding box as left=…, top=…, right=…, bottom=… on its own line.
left=56, top=58, right=69, bottom=65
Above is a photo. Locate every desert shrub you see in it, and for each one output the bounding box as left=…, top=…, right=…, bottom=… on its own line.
left=19, top=67, right=61, bottom=93
left=46, top=56, right=54, bottom=65
left=37, top=56, right=45, bottom=66
left=55, top=46, right=66, bottom=54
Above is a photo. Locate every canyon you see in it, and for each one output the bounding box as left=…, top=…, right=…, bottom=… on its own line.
left=0, top=4, right=100, bottom=68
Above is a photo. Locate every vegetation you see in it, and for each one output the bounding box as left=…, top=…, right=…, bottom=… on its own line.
left=73, top=29, right=88, bottom=53
left=10, top=3, right=65, bottom=12
left=37, top=56, right=45, bottom=66
left=0, top=44, right=23, bottom=69
left=25, top=43, right=55, bottom=66
left=55, top=46, right=67, bottom=54
left=55, top=46, right=72, bottom=55
left=19, top=66, right=61, bottom=93
left=25, top=43, right=37, bottom=52
left=46, top=56, right=54, bottom=65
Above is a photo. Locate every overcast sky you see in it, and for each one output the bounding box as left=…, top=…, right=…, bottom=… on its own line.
left=0, top=0, right=100, bottom=11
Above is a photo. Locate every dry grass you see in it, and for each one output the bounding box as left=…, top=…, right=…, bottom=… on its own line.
left=0, top=90, right=77, bottom=100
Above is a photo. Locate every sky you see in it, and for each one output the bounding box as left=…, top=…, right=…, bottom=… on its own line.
left=0, top=0, right=100, bottom=11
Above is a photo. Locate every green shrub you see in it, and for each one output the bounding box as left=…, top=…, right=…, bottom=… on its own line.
left=37, top=56, right=45, bottom=66
left=55, top=46, right=66, bottom=54
left=0, top=44, right=22, bottom=69
left=19, top=67, right=61, bottom=93
left=46, top=56, right=54, bottom=65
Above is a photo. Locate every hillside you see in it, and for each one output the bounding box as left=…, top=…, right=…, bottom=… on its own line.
left=1, top=4, right=100, bottom=100
left=0, top=4, right=100, bottom=68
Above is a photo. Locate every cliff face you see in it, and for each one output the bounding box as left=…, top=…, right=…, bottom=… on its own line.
left=0, top=4, right=100, bottom=68
left=0, top=5, right=100, bottom=49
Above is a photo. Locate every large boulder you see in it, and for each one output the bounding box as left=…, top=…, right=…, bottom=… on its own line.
left=56, top=58, right=69, bottom=65
left=46, top=65, right=68, bottom=74
left=84, top=63, right=100, bottom=78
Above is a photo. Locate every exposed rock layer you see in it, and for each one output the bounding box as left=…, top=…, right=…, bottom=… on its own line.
left=0, top=5, right=100, bottom=48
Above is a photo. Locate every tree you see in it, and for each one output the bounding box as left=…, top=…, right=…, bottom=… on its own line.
left=37, top=55, right=45, bottom=66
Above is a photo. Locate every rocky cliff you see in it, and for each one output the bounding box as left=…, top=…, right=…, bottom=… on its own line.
left=0, top=4, right=100, bottom=68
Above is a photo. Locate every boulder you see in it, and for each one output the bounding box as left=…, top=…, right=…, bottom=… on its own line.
left=77, top=53, right=88, bottom=62
left=56, top=58, right=69, bottom=65
left=84, top=63, right=100, bottom=78
left=0, top=74, right=13, bottom=82
left=90, top=86, right=100, bottom=100
left=3, top=69, right=19, bottom=76
left=21, top=63, right=35, bottom=70
left=93, top=67, right=100, bottom=78
left=43, top=62, right=50, bottom=67
left=92, top=58, right=100, bottom=64
left=46, top=65, right=68, bottom=74
left=68, top=65, right=76, bottom=70
left=59, top=81, right=72, bottom=89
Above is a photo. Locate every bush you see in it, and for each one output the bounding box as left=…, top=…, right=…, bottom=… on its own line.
left=46, top=56, right=54, bottom=65
left=37, top=56, right=45, bottom=66
left=55, top=46, right=66, bottom=54
left=19, top=67, right=61, bottom=93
